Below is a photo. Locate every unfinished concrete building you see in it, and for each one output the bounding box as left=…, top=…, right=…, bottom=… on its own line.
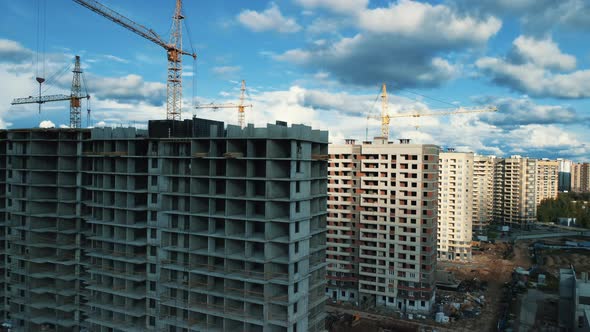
left=3, top=118, right=328, bottom=332
left=0, top=131, right=7, bottom=321
left=437, top=151, right=473, bottom=261
left=6, top=129, right=90, bottom=331
left=327, top=138, right=439, bottom=314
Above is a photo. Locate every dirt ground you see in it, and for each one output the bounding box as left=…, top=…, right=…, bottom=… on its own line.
left=541, top=250, right=590, bottom=275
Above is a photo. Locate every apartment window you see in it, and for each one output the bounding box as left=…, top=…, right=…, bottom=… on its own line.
left=152, top=176, right=158, bottom=186
left=295, top=222, right=300, bottom=233
left=294, top=282, right=299, bottom=294
left=294, top=262, right=299, bottom=274
left=149, top=246, right=156, bottom=256
left=151, top=211, right=157, bottom=221
left=296, top=160, right=302, bottom=173
left=151, top=158, right=158, bottom=168
left=151, top=194, right=157, bottom=204
left=149, top=264, right=156, bottom=274
left=149, top=281, right=156, bottom=292
left=294, top=242, right=299, bottom=254
left=295, top=201, right=300, bottom=213
left=149, top=299, right=156, bottom=308
left=295, top=181, right=300, bottom=193
left=150, top=229, right=157, bottom=239
left=149, top=316, right=156, bottom=326
left=293, top=302, right=298, bottom=314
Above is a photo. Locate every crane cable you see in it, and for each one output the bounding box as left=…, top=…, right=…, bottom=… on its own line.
left=35, top=0, right=47, bottom=81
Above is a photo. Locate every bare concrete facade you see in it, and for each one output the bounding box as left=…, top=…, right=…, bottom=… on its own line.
left=326, top=138, right=438, bottom=314
left=3, top=118, right=328, bottom=332
left=6, top=129, right=90, bottom=331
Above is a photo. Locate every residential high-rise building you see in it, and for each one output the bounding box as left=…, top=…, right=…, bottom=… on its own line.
left=326, top=138, right=438, bottom=314
left=437, top=152, right=473, bottom=261
left=536, top=160, right=559, bottom=205
left=571, top=163, right=590, bottom=193
left=3, top=118, right=328, bottom=332
left=472, top=155, right=496, bottom=234
left=6, top=129, right=90, bottom=331
left=493, top=156, right=537, bottom=227
left=557, top=159, right=572, bottom=192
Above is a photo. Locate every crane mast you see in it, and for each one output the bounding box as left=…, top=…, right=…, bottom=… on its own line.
left=368, top=84, right=498, bottom=139
left=195, top=80, right=253, bottom=128
left=11, top=55, right=90, bottom=128
left=73, top=0, right=197, bottom=121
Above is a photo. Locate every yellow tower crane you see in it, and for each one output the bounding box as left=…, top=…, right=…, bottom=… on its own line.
left=368, top=83, right=498, bottom=139
left=194, top=80, right=253, bottom=128
left=73, top=0, right=196, bottom=121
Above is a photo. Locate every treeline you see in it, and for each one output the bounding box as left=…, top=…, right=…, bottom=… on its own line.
left=537, top=192, right=590, bottom=228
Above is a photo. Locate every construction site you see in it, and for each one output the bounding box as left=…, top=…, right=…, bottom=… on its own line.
left=0, top=118, right=329, bottom=331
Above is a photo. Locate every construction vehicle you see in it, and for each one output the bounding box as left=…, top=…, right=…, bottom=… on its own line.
left=195, top=80, right=253, bottom=128
left=73, top=0, right=197, bottom=121
left=11, top=55, right=90, bottom=128
left=367, top=83, right=498, bottom=139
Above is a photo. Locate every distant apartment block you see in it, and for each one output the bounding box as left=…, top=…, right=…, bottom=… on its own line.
left=326, top=138, right=438, bottom=314
left=536, top=159, right=559, bottom=205
left=571, top=163, right=590, bottom=193
left=557, top=159, right=572, bottom=192
left=472, top=155, right=496, bottom=234
left=437, top=152, right=473, bottom=261
left=2, top=118, right=328, bottom=332
left=493, top=156, right=537, bottom=227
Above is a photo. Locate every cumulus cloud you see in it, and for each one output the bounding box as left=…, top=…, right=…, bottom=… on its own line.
left=276, top=1, right=500, bottom=87
left=509, top=36, right=576, bottom=71
left=451, top=0, right=590, bottom=34
left=0, top=39, right=32, bottom=64
left=39, top=120, right=55, bottom=128
left=475, top=96, right=581, bottom=128
left=358, top=0, right=501, bottom=43
left=88, top=74, right=166, bottom=106
left=476, top=35, right=590, bottom=99
left=237, top=3, right=301, bottom=33
left=295, top=0, right=369, bottom=14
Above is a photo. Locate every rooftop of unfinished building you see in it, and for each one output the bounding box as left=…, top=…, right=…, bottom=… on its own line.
left=2, top=117, right=328, bottom=142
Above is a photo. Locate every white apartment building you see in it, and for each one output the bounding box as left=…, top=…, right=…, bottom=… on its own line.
left=438, top=152, right=473, bottom=261
left=327, top=138, right=439, bottom=314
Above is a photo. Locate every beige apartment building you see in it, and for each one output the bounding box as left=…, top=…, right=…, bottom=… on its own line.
left=536, top=160, right=559, bottom=205
left=571, top=163, right=590, bottom=193
left=438, top=152, right=473, bottom=261
left=326, top=138, right=439, bottom=314
left=493, top=156, right=537, bottom=227
left=472, top=155, right=496, bottom=234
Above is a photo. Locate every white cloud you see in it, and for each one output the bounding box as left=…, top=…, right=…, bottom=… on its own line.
left=358, top=0, right=501, bottom=44
left=88, top=74, right=166, bottom=105
left=512, top=36, right=576, bottom=71
left=237, top=3, right=301, bottom=33
left=39, top=120, right=55, bottom=128
left=276, top=1, right=500, bottom=87
left=476, top=36, right=590, bottom=98
left=295, top=0, right=368, bottom=14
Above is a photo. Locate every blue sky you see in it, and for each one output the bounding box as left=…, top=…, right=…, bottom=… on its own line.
left=1, top=0, right=589, bottom=160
